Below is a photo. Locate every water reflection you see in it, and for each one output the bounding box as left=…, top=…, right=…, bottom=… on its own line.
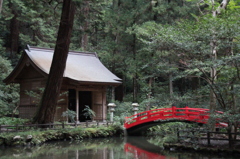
left=125, top=137, right=240, bottom=159
left=0, top=138, right=123, bottom=159
left=125, top=143, right=174, bottom=159
left=0, top=137, right=239, bottom=159
left=125, top=137, right=176, bottom=159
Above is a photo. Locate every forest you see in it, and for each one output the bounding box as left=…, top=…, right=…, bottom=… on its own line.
left=0, top=0, right=239, bottom=125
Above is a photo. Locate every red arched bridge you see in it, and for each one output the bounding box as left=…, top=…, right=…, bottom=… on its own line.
left=124, top=106, right=227, bottom=135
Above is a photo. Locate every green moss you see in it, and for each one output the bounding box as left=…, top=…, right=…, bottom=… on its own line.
left=0, top=125, right=124, bottom=147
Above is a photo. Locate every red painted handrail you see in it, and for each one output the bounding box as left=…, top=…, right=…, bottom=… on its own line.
left=124, top=106, right=226, bottom=129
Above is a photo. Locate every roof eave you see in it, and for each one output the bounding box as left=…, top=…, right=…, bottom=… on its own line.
left=3, top=51, right=48, bottom=84
left=65, top=77, right=122, bottom=86
left=3, top=52, right=27, bottom=84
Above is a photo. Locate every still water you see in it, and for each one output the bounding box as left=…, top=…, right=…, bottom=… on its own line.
left=0, top=137, right=239, bottom=159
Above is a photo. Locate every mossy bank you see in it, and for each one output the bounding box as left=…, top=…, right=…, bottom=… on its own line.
left=0, top=125, right=124, bottom=147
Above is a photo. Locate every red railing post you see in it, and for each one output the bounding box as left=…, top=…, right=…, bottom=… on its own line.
left=147, top=111, right=150, bottom=119
left=185, top=106, right=189, bottom=118
left=172, top=106, right=176, bottom=117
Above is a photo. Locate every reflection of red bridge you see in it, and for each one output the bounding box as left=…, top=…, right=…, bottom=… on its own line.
left=124, top=106, right=227, bottom=135
left=125, top=143, right=176, bottom=159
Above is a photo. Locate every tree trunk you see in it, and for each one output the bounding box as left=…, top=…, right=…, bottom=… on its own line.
left=33, top=0, right=75, bottom=124
left=0, top=0, right=3, bottom=13
left=209, top=0, right=229, bottom=131
left=133, top=75, right=138, bottom=102
left=209, top=0, right=229, bottom=112
left=146, top=77, right=153, bottom=110
left=81, top=1, right=89, bottom=50
left=209, top=68, right=217, bottom=112
left=133, top=34, right=138, bottom=102
left=110, top=29, right=119, bottom=102
left=214, top=0, right=229, bottom=15
left=169, top=73, right=173, bottom=98
left=9, top=1, right=19, bottom=58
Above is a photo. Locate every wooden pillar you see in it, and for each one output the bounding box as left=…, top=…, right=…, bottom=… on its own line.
left=103, top=88, right=107, bottom=121
left=102, top=90, right=105, bottom=121
left=76, top=89, right=79, bottom=123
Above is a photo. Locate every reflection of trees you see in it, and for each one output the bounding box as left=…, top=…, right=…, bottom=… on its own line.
left=0, top=138, right=124, bottom=159
left=0, top=137, right=229, bottom=159
left=125, top=137, right=231, bottom=159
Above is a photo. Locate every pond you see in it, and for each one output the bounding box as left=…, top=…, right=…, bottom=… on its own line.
left=0, top=137, right=239, bottom=159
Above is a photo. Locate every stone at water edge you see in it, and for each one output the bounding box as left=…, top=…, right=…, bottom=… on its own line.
left=13, top=135, right=23, bottom=141
left=26, top=135, right=33, bottom=142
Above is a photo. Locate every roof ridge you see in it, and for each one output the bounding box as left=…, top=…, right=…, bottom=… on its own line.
left=28, top=45, right=97, bottom=57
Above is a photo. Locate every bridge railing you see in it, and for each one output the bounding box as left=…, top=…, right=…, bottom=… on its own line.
left=124, top=106, right=224, bottom=129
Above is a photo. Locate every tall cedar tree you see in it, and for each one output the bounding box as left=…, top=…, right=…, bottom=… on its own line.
left=0, top=0, right=2, bottom=13
left=33, top=0, right=75, bottom=124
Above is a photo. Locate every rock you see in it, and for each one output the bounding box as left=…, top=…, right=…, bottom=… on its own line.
left=12, top=135, right=25, bottom=146
left=27, top=135, right=32, bottom=140
left=170, top=147, right=175, bottom=151
left=26, top=135, right=33, bottom=142
left=184, top=138, right=191, bottom=142
left=13, top=136, right=23, bottom=141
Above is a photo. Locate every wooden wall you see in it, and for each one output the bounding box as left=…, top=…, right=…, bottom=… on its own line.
left=18, top=77, right=108, bottom=122
left=19, top=80, right=46, bottom=119
left=92, top=90, right=107, bottom=121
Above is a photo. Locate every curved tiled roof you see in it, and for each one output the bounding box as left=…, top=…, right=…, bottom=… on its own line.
left=5, top=46, right=121, bottom=85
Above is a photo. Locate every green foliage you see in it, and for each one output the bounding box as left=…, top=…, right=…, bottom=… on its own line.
left=61, top=109, right=76, bottom=123
left=0, top=117, right=29, bottom=125
left=146, top=122, right=194, bottom=147
left=132, top=6, right=240, bottom=111
left=0, top=0, right=239, bottom=127
left=0, top=56, right=19, bottom=116
left=111, top=101, right=142, bottom=124
left=82, top=105, right=96, bottom=120
left=25, top=87, right=45, bottom=106
left=147, top=122, right=190, bottom=136
left=212, top=109, right=240, bottom=128
left=0, top=0, right=61, bottom=48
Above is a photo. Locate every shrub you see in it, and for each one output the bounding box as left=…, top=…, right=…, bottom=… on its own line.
left=0, top=56, right=19, bottom=116
left=0, top=117, right=29, bottom=125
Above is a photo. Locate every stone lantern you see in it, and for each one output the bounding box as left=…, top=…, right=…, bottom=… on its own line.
left=108, top=103, right=116, bottom=122
left=132, top=103, right=139, bottom=115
